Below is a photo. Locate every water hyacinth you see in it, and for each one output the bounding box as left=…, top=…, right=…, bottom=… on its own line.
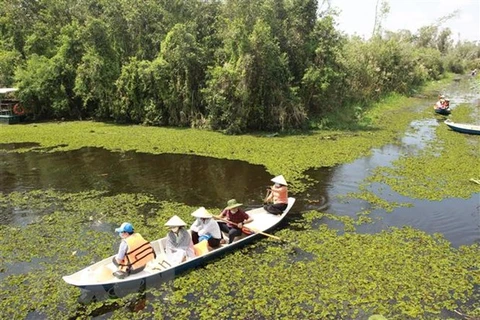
left=0, top=190, right=478, bottom=319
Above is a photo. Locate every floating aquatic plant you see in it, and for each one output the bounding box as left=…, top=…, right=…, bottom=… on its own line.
left=0, top=78, right=478, bottom=319
left=0, top=191, right=478, bottom=319
left=367, top=104, right=480, bottom=200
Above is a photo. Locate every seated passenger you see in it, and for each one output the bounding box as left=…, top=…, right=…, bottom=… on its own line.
left=112, top=222, right=156, bottom=279
left=435, top=95, right=449, bottom=110
left=190, top=207, right=222, bottom=248
left=216, top=199, right=253, bottom=244
left=264, top=175, right=289, bottom=215
left=443, top=98, right=450, bottom=108
left=164, top=215, right=195, bottom=264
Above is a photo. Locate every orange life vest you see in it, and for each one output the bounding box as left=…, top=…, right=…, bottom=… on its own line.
left=119, top=233, right=156, bottom=272
left=193, top=240, right=210, bottom=256
left=271, top=185, right=288, bottom=204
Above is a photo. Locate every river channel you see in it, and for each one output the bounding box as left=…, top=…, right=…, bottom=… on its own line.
left=1, top=92, right=479, bottom=249
left=0, top=78, right=479, bottom=319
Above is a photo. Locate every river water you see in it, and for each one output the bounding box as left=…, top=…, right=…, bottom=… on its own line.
left=0, top=133, right=478, bottom=248
left=0, top=79, right=479, bottom=249
left=0, top=80, right=479, bottom=320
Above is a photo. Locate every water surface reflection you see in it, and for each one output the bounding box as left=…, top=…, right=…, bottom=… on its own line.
left=0, top=147, right=273, bottom=209
left=1, top=143, right=478, bottom=247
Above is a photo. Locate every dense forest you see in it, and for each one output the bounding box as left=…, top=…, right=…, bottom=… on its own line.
left=1, top=0, right=479, bottom=133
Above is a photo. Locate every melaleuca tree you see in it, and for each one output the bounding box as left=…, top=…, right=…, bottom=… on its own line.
left=283, top=0, right=318, bottom=84
left=15, top=54, right=69, bottom=119
left=301, top=15, right=346, bottom=117
left=204, top=19, right=305, bottom=133
left=74, top=18, right=120, bottom=119
left=157, top=23, right=205, bottom=126
left=113, top=58, right=152, bottom=123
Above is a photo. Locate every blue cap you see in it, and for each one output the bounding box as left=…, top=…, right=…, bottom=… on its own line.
left=115, top=222, right=134, bottom=233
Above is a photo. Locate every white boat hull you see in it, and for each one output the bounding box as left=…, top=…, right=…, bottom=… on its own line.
left=63, top=198, right=296, bottom=293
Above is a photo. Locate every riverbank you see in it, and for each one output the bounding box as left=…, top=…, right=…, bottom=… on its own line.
left=2, top=75, right=476, bottom=197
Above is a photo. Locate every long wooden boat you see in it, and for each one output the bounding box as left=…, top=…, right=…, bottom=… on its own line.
left=63, top=197, right=296, bottom=296
left=444, top=120, right=480, bottom=135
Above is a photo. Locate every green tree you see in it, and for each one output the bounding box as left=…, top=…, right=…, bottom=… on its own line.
left=74, top=18, right=120, bottom=118
left=283, top=0, right=319, bottom=84
left=205, top=20, right=305, bottom=133
left=15, top=55, right=69, bottom=119
left=301, top=15, right=346, bottom=116
left=157, top=23, right=205, bottom=126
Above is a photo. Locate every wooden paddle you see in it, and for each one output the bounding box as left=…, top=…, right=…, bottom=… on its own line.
left=215, top=217, right=282, bottom=241
left=263, top=188, right=272, bottom=204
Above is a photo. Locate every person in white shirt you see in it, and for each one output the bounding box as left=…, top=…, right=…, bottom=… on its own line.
left=190, top=207, right=222, bottom=248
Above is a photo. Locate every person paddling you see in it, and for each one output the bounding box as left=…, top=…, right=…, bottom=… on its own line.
left=264, top=175, right=289, bottom=215
left=216, top=199, right=253, bottom=244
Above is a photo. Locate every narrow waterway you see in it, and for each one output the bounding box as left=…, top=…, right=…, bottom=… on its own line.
left=0, top=77, right=479, bottom=319
left=1, top=77, right=479, bottom=245
left=1, top=115, right=479, bottom=248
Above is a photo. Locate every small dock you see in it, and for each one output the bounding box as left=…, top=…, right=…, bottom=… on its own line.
left=0, top=88, right=23, bottom=124
left=0, top=102, right=22, bottom=124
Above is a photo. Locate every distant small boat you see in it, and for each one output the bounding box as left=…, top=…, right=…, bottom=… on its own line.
left=434, top=108, right=451, bottom=115
left=444, top=120, right=480, bottom=135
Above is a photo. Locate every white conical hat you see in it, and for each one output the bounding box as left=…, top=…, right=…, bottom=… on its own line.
left=164, top=215, right=187, bottom=227
left=191, top=207, right=212, bottom=218
left=271, top=175, right=287, bottom=186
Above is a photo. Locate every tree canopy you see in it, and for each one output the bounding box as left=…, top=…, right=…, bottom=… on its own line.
left=0, top=0, right=478, bottom=132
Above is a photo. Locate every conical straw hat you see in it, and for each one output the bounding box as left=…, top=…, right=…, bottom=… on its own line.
left=271, top=175, right=287, bottom=186
left=191, top=207, right=212, bottom=218
left=94, top=265, right=115, bottom=282
left=164, top=215, right=187, bottom=227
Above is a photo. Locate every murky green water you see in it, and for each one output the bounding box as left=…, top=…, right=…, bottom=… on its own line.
left=0, top=146, right=272, bottom=209
left=1, top=141, right=478, bottom=247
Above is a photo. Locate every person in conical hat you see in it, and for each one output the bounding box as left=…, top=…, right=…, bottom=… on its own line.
left=164, top=215, right=195, bottom=264
left=264, top=175, right=289, bottom=215
left=271, top=175, right=288, bottom=186
left=190, top=207, right=222, bottom=248
left=165, top=215, right=187, bottom=227
left=216, top=199, right=253, bottom=244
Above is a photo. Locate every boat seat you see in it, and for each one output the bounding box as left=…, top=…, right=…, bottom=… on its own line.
left=145, top=240, right=171, bottom=271
left=216, top=230, right=250, bottom=247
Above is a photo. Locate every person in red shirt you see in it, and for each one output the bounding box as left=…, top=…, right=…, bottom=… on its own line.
left=264, top=175, right=289, bottom=215
left=216, top=199, right=253, bottom=244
